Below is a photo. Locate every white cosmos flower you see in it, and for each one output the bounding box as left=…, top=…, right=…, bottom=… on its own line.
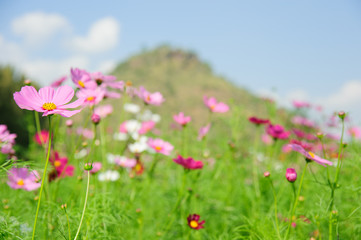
left=98, top=170, right=120, bottom=182
left=74, top=148, right=88, bottom=159
left=113, top=132, right=128, bottom=141
left=124, top=103, right=140, bottom=114
left=129, top=141, right=148, bottom=154
left=125, top=120, right=141, bottom=133
left=139, top=109, right=161, bottom=123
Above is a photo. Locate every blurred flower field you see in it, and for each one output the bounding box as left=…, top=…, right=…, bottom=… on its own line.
left=0, top=68, right=361, bottom=240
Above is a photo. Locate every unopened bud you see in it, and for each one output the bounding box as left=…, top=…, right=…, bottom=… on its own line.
left=343, top=142, right=348, bottom=148
left=264, top=171, right=270, bottom=177
left=286, top=168, right=297, bottom=182
left=66, top=119, right=73, bottom=127
left=24, top=79, right=31, bottom=85
left=316, top=132, right=324, bottom=140
left=91, top=114, right=101, bottom=125
left=61, top=204, right=67, bottom=210
left=84, top=163, right=93, bottom=171
left=338, top=111, right=346, bottom=120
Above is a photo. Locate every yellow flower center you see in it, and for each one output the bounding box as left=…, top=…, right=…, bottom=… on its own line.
left=54, top=160, right=61, bottom=167
left=78, top=80, right=85, bottom=88
left=17, top=179, right=24, bottom=186
left=210, top=105, right=216, bottom=110
left=86, top=96, right=95, bottom=102
left=190, top=220, right=199, bottom=228
left=155, top=146, right=162, bottom=151
left=146, top=95, right=151, bottom=102
left=308, top=152, right=315, bottom=158
left=126, top=81, right=132, bottom=87
left=135, top=164, right=141, bottom=172
left=42, top=102, right=57, bottom=111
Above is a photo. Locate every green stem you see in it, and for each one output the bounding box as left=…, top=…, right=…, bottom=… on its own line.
left=268, top=178, right=281, bottom=239
left=64, top=209, right=71, bottom=240
left=32, top=116, right=52, bottom=240
left=284, top=162, right=308, bottom=240
left=74, top=171, right=90, bottom=240
left=328, top=119, right=345, bottom=240
left=34, top=111, right=43, bottom=145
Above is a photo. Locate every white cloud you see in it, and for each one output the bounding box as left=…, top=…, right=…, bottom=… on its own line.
left=0, top=34, right=26, bottom=64
left=11, top=12, right=70, bottom=45
left=318, top=80, right=361, bottom=110
left=97, top=60, right=117, bottom=74
left=22, top=56, right=90, bottom=85
left=70, top=17, right=120, bottom=54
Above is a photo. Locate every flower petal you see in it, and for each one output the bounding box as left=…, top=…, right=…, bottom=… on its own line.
left=39, top=86, right=55, bottom=103
left=52, top=85, right=74, bottom=106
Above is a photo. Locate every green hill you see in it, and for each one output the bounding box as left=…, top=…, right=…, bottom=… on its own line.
left=112, top=45, right=271, bottom=125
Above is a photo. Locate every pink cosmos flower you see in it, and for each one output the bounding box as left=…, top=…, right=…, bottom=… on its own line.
left=292, top=116, right=315, bottom=128
left=7, top=167, right=41, bottom=191
left=292, top=129, right=306, bottom=139
left=289, top=139, right=313, bottom=151
left=198, top=124, right=211, bottom=140
left=119, top=121, right=127, bottom=133
left=138, top=121, right=156, bottom=135
left=249, top=117, right=270, bottom=126
left=76, top=128, right=94, bottom=139
left=266, top=124, right=290, bottom=140
left=13, top=85, right=84, bottom=117
left=76, top=87, right=105, bottom=106
left=173, top=155, right=203, bottom=170
left=50, top=76, right=67, bottom=88
left=289, top=144, right=333, bottom=167
left=114, top=156, right=137, bottom=168
left=71, top=68, right=96, bottom=89
left=50, top=151, right=74, bottom=178
left=203, top=96, right=229, bottom=113
left=0, top=125, right=16, bottom=154
left=34, top=130, right=49, bottom=145
left=292, top=100, right=310, bottom=109
left=94, top=104, right=114, bottom=118
left=138, top=86, right=165, bottom=106
left=148, top=138, right=174, bottom=155
left=285, top=168, right=297, bottom=182
left=173, top=112, right=191, bottom=126
left=89, top=162, right=102, bottom=174
left=261, top=133, right=273, bottom=145
left=348, top=126, right=361, bottom=139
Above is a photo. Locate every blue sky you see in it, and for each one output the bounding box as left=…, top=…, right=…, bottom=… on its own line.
left=1, top=0, right=361, bottom=122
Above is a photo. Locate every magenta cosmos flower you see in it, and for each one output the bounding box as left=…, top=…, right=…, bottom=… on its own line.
left=285, top=168, right=297, bottom=182
left=266, top=124, right=290, bottom=140
left=138, top=86, right=165, bottom=106
left=148, top=138, right=174, bottom=155
left=173, top=155, right=203, bottom=170
left=198, top=124, right=211, bottom=140
left=187, top=214, right=205, bottom=230
left=173, top=112, right=191, bottom=126
left=13, top=85, right=84, bottom=117
left=249, top=116, right=270, bottom=126
left=289, top=144, right=333, bottom=167
left=50, top=76, right=67, bottom=88
left=50, top=151, right=74, bottom=178
left=7, top=167, right=41, bottom=191
left=203, top=96, right=229, bottom=113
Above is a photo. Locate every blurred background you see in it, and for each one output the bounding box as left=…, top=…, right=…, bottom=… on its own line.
left=1, top=0, right=361, bottom=124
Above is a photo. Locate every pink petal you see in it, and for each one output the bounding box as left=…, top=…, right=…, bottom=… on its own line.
left=52, top=85, right=74, bottom=106
left=60, top=97, right=85, bottom=109
left=39, top=86, right=55, bottom=103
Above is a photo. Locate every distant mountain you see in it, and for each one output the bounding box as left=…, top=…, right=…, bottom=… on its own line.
left=112, top=45, right=270, bottom=125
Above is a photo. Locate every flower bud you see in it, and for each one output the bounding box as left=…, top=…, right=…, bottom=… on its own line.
left=263, top=171, right=270, bottom=177
left=24, top=79, right=31, bottom=85
left=66, top=119, right=73, bottom=127
left=61, top=203, right=67, bottom=210
left=338, top=111, right=346, bottom=120
left=316, top=132, right=324, bottom=140
left=91, top=114, right=101, bottom=125
left=84, top=163, right=93, bottom=171
left=286, top=168, right=297, bottom=182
